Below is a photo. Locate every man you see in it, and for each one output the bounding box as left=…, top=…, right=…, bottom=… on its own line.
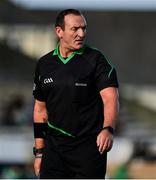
left=33, top=9, right=119, bottom=179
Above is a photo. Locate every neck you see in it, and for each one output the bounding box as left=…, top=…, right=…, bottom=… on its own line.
left=59, top=44, right=74, bottom=58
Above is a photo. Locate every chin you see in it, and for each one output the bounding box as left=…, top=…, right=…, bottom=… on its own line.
left=75, top=44, right=83, bottom=50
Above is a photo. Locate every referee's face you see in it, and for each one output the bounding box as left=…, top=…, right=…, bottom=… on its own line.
left=56, top=14, right=87, bottom=51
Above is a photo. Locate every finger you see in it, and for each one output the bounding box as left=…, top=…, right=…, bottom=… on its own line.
left=35, top=168, right=39, bottom=177
left=96, top=135, right=100, bottom=147
left=34, top=164, right=40, bottom=177
left=35, top=171, right=38, bottom=177
left=101, top=138, right=109, bottom=153
left=37, top=172, right=40, bottom=179
left=98, top=137, right=105, bottom=153
left=103, top=139, right=113, bottom=152
left=107, top=139, right=113, bottom=152
left=34, top=158, right=42, bottom=177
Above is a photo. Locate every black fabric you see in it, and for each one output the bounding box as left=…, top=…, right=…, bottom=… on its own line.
left=33, top=122, right=47, bottom=138
left=33, top=63, right=46, bottom=102
left=33, top=45, right=119, bottom=137
left=94, top=52, right=118, bottom=91
left=40, top=134, right=107, bottom=179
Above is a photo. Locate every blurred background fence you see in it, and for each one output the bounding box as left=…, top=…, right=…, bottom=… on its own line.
left=0, top=0, right=156, bottom=178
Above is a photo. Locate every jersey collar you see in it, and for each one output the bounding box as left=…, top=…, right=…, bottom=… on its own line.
left=52, top=43, right=85, bottom=64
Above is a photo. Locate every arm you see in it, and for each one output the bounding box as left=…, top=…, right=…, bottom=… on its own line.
left=96, top=87, right=119, bottom=154
left=33, top=100, right=48, bottom=177
left=34, top=100, right=47, bottom=148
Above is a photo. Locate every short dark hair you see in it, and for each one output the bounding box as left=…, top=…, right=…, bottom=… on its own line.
left=55, top=9, right=83, bottom=30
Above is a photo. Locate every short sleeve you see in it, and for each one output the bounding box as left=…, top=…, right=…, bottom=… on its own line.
left=33, top=62, right=45, bottom=101
left=95, top=52, right=119, bottom=91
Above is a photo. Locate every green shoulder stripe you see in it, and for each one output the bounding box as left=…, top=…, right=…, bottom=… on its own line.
left=88, top=45, right=115, bottom=78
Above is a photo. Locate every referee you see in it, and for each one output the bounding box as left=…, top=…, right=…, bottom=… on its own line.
left=33, top=9, right=119, bottom=179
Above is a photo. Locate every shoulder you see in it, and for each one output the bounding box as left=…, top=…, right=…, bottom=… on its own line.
left=84, top=45, right=102, bottom=55
left=84, top=45, right=115, bottom=70
left=34, top=50, right=54, bottom=72
left=37, top=50, right=54, bottom=65
left=84, top=44, right=107, bottom=60
left=84, top=45, right=108, bottom=64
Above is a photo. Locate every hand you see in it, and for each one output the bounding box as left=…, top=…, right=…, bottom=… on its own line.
left=96, top=129, right=113, bottom=154
left=34, top=156, right=42, bottom=177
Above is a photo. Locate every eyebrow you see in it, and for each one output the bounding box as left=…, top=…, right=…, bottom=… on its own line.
left=72, top=25, right=87, bottom=29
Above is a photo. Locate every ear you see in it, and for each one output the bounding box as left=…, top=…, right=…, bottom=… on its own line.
left=55, top=26, right=63, bottom=39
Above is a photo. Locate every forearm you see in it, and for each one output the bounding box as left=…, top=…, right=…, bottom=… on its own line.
left=33, top=100, right=48, bottom=148
left=100, top=87, right=119, bottom=129
left=103, top=96, right=119, bottom=129
left=34, top=100, right=48, bottom=123
left=35, top=138, right=45, bottom=149
left=97, top=87, right=119, bottom=153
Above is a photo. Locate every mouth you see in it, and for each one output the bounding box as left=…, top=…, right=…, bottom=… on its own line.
left=75, top=39, right=84, bottom=44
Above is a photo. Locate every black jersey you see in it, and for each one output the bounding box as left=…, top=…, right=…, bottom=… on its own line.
left=33, top=44, right=118, bottom=138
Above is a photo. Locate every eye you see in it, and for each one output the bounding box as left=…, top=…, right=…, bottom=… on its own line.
left=82, top=26, right=86, bottom=31
left=71, top=27, right=78, bottom=31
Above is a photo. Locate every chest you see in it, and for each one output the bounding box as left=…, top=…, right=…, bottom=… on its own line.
left=39, top=58, right=97, bottom=103
left=40, top=58, right=95, bottom=90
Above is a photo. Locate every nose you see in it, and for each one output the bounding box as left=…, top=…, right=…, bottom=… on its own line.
left=77, top=28, right=86, bottom=38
